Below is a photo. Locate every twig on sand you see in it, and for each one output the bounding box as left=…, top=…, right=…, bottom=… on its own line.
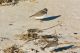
left=41, top=21, right=62, bottom=30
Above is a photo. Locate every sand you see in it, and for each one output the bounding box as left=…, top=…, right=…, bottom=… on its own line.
left=0, top=0, right=80, bottom=53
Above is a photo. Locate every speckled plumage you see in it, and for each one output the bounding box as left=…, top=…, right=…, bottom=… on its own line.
left=29, top=8, right=48, bottom=19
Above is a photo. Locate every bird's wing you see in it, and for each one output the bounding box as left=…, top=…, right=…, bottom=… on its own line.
left=29, top=10, right=46, bottom=17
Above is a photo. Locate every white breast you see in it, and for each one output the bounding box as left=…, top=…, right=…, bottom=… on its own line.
left=35, top=14, right=47, bottom=20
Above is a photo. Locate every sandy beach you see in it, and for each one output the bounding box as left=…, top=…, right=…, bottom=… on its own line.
left=0, top=0, right=80, bottom=53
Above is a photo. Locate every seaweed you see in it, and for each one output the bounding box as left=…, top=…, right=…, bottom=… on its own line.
left=3, top=45, right=24, bottom=53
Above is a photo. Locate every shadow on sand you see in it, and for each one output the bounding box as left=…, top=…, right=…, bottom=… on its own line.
left=53, top=45, right=75, bottom=52
left=41, top=15, right=61, bottom=21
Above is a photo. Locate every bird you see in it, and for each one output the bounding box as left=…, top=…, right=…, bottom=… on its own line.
left=40, top=35, right=59, bottom=51
left=29, top=8, right=48, bottom=20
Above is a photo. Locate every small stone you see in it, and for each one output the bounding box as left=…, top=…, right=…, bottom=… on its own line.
left=9, top=24, right=13, bottom=25
left=74, top=33, right=78, bottom=34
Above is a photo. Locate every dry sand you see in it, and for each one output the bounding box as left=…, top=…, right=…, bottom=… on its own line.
left=0, top=0, right=80, bottom=53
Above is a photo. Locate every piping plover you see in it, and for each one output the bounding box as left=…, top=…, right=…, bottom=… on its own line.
left=29, top=8, right=48, bottom=20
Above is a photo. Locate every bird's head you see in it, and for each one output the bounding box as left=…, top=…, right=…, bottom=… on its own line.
left=43, top=8, right=48, bottom=12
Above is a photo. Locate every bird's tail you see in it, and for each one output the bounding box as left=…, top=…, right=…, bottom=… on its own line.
left=29, top=15, right=34, bottom=17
